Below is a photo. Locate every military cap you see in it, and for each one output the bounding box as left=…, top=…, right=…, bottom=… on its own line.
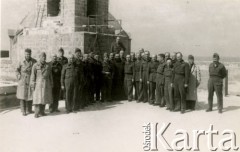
left=25, top=48, right=32, bottom=53
left=213, top=53, right=220, bottom=59
left=188, top=55, right=194, bottom=60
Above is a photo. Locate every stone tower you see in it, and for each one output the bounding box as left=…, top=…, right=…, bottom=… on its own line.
left=6, top=0, right=131, bottom=79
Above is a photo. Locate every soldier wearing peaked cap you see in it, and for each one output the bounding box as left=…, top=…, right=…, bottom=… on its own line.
left=206, top=53, right=227, bottom=114
left=16, top=48, right=37, bottom=116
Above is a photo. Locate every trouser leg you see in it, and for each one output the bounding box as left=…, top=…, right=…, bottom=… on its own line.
left=207, top=79, right=214, bottom=110
left=34, top=104, right=40, bottom=117
left=149, top=82, right=154, bottom=103
left=164, top=82, right=170, bottom=108
left=20, top=100, right=26, bottom=114
left=26, top=101, right=33, bottom=113
left=174, top=82, right=180, bottom=110
left=160, top=85, right=165, bottom=106
left=179, top=81, right=186, bottom=111
left=135, top=81, right=139, bottom=101
left=215, top=82, right=223, bottom=110
left=138, top=82, right=144, bottom=101
left=127, top=80, right=133, bottom=100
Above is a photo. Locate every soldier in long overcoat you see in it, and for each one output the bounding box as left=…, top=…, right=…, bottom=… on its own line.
left=186, top=55, right=201, bottom=110
left=16, top=48, right=37, bottom=116
left=31, top=52, right=53, bottom=118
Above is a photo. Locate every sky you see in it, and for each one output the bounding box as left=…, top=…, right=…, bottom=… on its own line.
left=1, top=0, right=240, bottom=57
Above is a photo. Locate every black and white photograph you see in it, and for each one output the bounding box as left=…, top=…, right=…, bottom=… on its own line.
left=0, top=0, right=240, bottom=152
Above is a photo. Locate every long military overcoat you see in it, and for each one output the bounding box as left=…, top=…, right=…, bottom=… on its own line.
left=16, top=58, right=37, bottom=101
left=186, top=63, right=201, bottom=101
left=30, top=62, right=53, bottom=105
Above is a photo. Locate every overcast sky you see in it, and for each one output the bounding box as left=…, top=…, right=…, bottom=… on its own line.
left=1, top=0, right=240, bottom=57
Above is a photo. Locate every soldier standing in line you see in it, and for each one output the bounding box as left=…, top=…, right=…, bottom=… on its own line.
left=171, top=52, right=177, bottom=65
left=156, top=54, right=166, bottom=106
left=134, top=53, right=142, bottom=102
left=172, top=52, right=190, bottom=114
left=74, top=48, right=84, bottom=110
left=139, top=51, right=151, bottom=103
left=120, top=50, right=126, bottom=63
left=57, top=48, right=68, bottom=100
left=124, top=55, right=135, bottom=101
left=61, top=55, right=79, bottom=113
left=49, top=54, right=62, bottom=113
left=88, top=52, right=96, bottom=104
left=111, top=37, right=126, bottom=54
left=93, top=54, right=103, bottom=102
left=16, top=48, right=37, bottom=116
left=206, top=53, right=227, bottom=114
left=148, top=54, right=159, bottom=105
left=165, top=52, right=170, bottom=62
left=164, top=58, right=174, bottom=111
left=82, top=54, right=92, bottom=107
left=31, top=52, right=53, bottom=118
left=102, top=54, right=114, bottom=102
left=186, top=55, right=201, bottom=111
left=113, top=54, right=125, bottom=101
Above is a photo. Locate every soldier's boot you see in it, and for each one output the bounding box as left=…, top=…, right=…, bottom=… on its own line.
left=39, top=105, right=47, bottom=116
left=27, top=101, right=34, bottom=114
left=34, top=105, right=40, bottom=118
left=20, top=100, right=27, bottom=116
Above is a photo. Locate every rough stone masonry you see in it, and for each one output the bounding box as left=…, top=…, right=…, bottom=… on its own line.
left=2, top=0, right=131, bottom=79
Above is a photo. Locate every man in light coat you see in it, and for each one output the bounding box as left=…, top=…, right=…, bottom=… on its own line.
left=16, top=48, right=37, bottom=116
left=186, top=55, right=201, bottom=110
left=31, top=52, right=53, bottom=118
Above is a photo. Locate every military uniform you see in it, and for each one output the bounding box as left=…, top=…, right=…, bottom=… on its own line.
left=173, top=60, right=190, bottom=112
left=82, top=60, right=93, bottom=106
left=139, top=58, right=150, bottom=102
left=111, top=41, right=126, bottom=54
left=49, top=61, right=62, bottom=112
left=133, top=59, right=142, bottom=101
left=75, top=57, right=84, bottom=109
left=61, top=62, right=79, bottom=112
left=113, top=59, right=125, bottom=100
left=163, top=65, right=174, bottom=110
left=156, top=61, right=165, bottom=106
left=124, top=61, right=134, bottom=101
left=207, top=62, right=227, bottom=111
left=31, top=62, right=53, bottom=117
left=88, top=57, right=96, bottom=103
left=16, top=58, right=37, bottom=115
left=58, top=56, right=68, bottom=100
left=148, top=60, right=159, bottom=104
left=102, top=61, right=114, bottom=102
left=93, top=59, right=103, bottom=102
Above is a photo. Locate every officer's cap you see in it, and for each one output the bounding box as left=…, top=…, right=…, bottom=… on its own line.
left=188, top=55, right=194, bottom=60
left=75, top=48, right=81, bottom=53
left=213, top=53, right=220, bottom=59
left=25, top=48, right=31, bottom=53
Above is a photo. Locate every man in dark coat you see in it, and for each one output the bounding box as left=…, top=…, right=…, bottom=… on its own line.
left=82, top=54, right=94, bottom=106
left=102, top=54, right=114, bottom=102
left=206, top=53, right=227, bottom=114
left=155, top=54, right=165, bottom=106
left=61, top=55, right=79, bottom=113
left=112, top=54, right=125, bottom=100
left=49, top=54, right=62, bottom=113
left=134, top=53, right=142, bottom=102
left=120, top=50, right=126, bottom=63
left=74, top=48, right=84, bottom=110
left=124, top=55, right=134, bottom=101
left=139, top=51, right=151, bottom=103
left=88, top=52, right=96, bottom=104
left=164, top=58, right=174, bottom=111
left=148, top=54, right=159, bottom=104
left=172, top=52, right=190, bottom=114
left=16, top=48, right=37, bottom=116
left=111, top=37, right=126, bottom=54
left=58, top=48, right=68, bottom=100
left=93, top=54, right=103, bottom=102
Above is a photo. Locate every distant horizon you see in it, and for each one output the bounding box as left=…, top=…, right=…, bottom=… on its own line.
left=1, top=0, right=240, bottom=57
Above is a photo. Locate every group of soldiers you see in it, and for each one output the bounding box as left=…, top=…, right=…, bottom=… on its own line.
left=16, top=41, right=227, bottom=118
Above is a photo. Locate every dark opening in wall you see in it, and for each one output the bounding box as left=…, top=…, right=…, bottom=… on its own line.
left=87, top=0, right=97, bottom=18
left=0, top=50, right=10, bottom=58
left=47, top=0, right=60, bottom=17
